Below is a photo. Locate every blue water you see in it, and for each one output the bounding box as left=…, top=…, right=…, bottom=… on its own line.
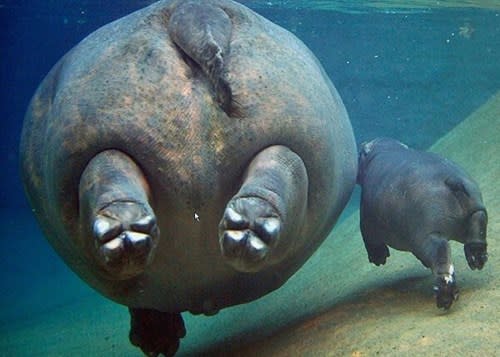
left=0, top=0, right=499, bottom=355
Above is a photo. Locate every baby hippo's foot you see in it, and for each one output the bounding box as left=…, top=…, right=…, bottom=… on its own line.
left=433, top=271, right=459, bottom=309
left=464, top=242, right=488, bottom=270
left=365, top=242, right=390, bottom=266
left=219, top=197, right=281, bottom=272
left=93, top=201, right=159, bottom=280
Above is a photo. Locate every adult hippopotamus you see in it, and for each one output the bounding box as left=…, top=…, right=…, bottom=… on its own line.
left=20, top=0, right=357, bottom=354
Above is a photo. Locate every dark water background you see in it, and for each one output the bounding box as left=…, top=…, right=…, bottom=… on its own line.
left=0, top=0, right=499, bottom=351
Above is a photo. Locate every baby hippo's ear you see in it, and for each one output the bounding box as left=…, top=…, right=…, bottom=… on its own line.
left=359, top=140, right=373, bottom=157
left=357, top=140, right=375, bottom=185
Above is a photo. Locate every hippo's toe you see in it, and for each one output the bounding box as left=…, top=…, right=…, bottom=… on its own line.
left=93, top=201, right=159, bottom=279
left=219, top=197, right=281, bottom=272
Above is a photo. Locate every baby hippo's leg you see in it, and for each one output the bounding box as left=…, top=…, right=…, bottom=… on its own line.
left=414, top=234, right=458, bottom=309
left=79, top=149, right=159, bottom=280
left=359, top=219, right=390, bottom=265
left=464, top=209, right=488, bottom=270
left=363, top=240, right=390, bottom=266
left=219, top=145, right=308, bottom=272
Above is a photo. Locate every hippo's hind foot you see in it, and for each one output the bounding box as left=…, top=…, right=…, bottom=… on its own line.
left=79, top=149, right=158, bottom=280
left=415, top=233, right=458, bottom=309
left=129, top=308, right=186, bottom=357
left=464, top=209, right=488, bottom=270
left=219, top=145, right=308, bottom=273
left=93, top=201, right=159, bottom=279
left=220, top=196, right=281, bottom=272
left=465, top=241, right=488, bottom=270
left=433, top=269, right=459, bottom=310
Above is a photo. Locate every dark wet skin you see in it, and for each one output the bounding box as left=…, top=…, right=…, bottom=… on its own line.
left=20, top=0, right=359, bottom=353
left=79, top=3, right=309, bottom=355
left=79, top=150, right=159, bottom=280
left=357, top=137, right=488, bottom=310
left=129, top=308, right=186, bottom=357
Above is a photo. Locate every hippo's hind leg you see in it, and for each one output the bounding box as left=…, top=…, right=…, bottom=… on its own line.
left=79, top=149, right=158, bottom=280
left=464, top=209, right=488, bottom=270
left=168, top=0, right=232, bottom=112
left=129, top=308, right=186, bottom=357
left=413, top=233, right=458, bottom=309
left=219, top=145, right=308, bottom=272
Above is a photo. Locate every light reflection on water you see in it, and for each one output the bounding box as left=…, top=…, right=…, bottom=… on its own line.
left=240, top=0, right=500, bottom=12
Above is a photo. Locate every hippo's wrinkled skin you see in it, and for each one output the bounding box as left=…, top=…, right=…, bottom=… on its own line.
left=357, top=137, right=488, bottom=310
left=20, top=0, right=357, bottom=354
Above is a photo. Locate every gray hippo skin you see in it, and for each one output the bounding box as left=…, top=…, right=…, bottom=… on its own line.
left=19, top=0, right=357, bottom=355
left=357, top=137, right=488, bottom=310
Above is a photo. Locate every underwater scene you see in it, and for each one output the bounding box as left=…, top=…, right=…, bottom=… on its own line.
left=1, top=0, right=499, bottom=355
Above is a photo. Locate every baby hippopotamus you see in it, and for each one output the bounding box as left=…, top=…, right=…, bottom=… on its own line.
left=357, top=137, right=488, bottom=309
